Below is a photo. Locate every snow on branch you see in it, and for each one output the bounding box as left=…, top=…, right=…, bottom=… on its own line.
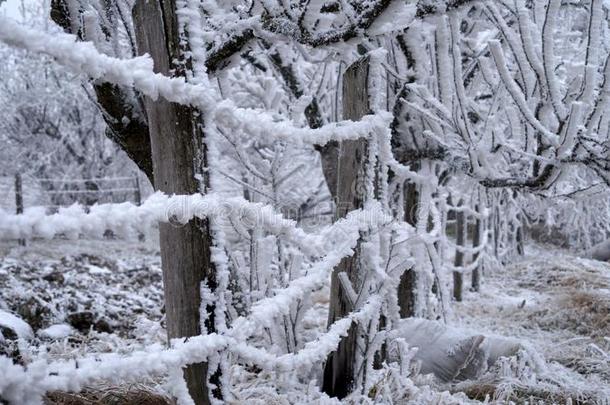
left=0, top=193, right=319, bottom=255
left=214, top=101, right=390, bottom=147
left=487, top=40, right=559, bottom=147
left=0, top=333, right=228, bottom=404
left=0, top=17, right=215, bottom=104
left=0, top=17, right=389, bottom=149
left=0, top=190, right=395, bottom=264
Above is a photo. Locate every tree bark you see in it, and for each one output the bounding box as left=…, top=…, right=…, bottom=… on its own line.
left=323, top=57, right=371, bottom=399
left=133, top=1, right=217, bottom=404
left=453, top=201, right=465, bottom=302
left=516, top=218, right=525, bottom=256
left=50, top=0, right=154, bottom=183
left=397, top=169, right=419, bottom=318
left=471, top=204, right=482, bottom=292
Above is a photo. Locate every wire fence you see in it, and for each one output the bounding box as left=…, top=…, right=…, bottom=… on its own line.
left=0, top=173, right=144, bottom=214
left=0, top=192, right=387, bottom=404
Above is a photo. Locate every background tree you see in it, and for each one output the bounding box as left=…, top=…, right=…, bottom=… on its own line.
left=1, top=0, right=610, bottom=403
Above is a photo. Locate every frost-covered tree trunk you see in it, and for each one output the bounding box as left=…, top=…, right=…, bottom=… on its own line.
left=132, top=1, right=217, bottom=403
left=323, top=56, right=371, bottom=399
left=453, top=201, right=465, bottom=302
left=471, top=203, right=482, bottom=292
left=516, top=216, right=525, bottom=257
left=398, top=179, right=418, bottom=317
left=50, top=0, right=154, bottom=183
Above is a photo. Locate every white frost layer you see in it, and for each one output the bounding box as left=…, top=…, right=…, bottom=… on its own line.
left=0, top=192, right=389, bottom=259
left=38, top=324, right=74, bottom=340
left=0, top=310, right=33, bottom=340
left=0, top=17, right=388, bottom=149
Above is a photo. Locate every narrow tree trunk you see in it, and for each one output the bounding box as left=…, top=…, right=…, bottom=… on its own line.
left=493, top=194, right=500, bottom=258
left=398, top=178, right=418, bottom=317
left=133, top=172, right=142, bottom=206
left=15, top=173, right=25, bottom=246
left=133, top=2, right=216, bottom=404
left=453, top=201, right=465, bottom=302
left=513, top=191, right=525, bottom=256
left=323, top=57, right=371, bottom=399
left=471, top=204, right=482, bottom=292
left=516, top=217, right=525, bottom=256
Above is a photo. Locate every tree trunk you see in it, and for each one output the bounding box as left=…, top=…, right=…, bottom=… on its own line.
left=322, top=57, right=371, bottom=399
left=453, top=201, right=465, bottom=302
left=471, top=204, right=482, bottom=292
left=50, top=0, right=154, bottom=184
left=493, top=192, right=501, bottom=259
left=15, top=173, right=25, bottom=246
left=133, top=1, right=217, bottom=404
left=516, top=217, right=525, bottom=256
left=398, top=177, right=418, bottom=317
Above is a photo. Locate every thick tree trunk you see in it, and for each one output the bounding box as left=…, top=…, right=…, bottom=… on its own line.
left=133, top=1, right=217, bottom=404
left=453, top=201, right=465, bottom=302
left=50, top=0, right=154, bottom=183
left=323, top=57, right=371, bottom=399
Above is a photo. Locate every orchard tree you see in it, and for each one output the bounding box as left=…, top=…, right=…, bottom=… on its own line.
left=0, top=6, right=135, bottom=205
left=1, top=0, right=610, bottom=403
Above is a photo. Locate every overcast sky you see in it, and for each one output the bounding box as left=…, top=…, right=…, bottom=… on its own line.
left=1, top=0, right=23, bottom=17
left=1, top=0, right=43, bottom=21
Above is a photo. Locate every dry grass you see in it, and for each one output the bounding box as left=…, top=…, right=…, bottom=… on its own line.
left=44, top=385, right=174, bottom=405
left=516, top=262, right=610, bottom=291
left=553, top=271, right=610, bottom=290
left=532, top=291, right=610, bottom=339
left=453, top=254, right=610, bottom=403
left=514, top=257, right=610, bottom=338
left=460, top=381, right=601, bottom=404
left=563, top=291, right=610, bottom=335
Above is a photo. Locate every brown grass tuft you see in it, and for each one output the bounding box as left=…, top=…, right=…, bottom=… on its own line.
left=558, top=291, right=610, bottom=338
left=459, top=381, right=600, bottom=404
left=44, top=385, right=174, bottom=405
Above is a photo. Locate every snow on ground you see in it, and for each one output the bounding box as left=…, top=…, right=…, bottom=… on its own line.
left=0, top=238, right=165, bottom=360
left=1, top=239, right=609, bottom=404
left=451, top=244, right=610, bottom=403
left=0, top=309, right=33, bottom=340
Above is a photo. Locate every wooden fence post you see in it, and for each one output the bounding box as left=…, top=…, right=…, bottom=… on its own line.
left=15, top=173, right=25, bottom=246
left=134, top=172, right=146, bottom=242
left=323, top=56, right=371, bottom=399
left=133, top=172, right=142, bottom=206
left=398, top=176, right=418, bottom=318
left=471, top=204, right=482, bottom=292
left=453, top=200, right=465, bottom=302
left=133, top=1, right=219, bottom=402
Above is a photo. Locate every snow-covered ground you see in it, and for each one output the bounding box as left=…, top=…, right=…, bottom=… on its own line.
left=0, top=238, right=166, bottom=356
left=1, top=239, right=609, bottom=404
left=450, top=245, right=610, bottom=403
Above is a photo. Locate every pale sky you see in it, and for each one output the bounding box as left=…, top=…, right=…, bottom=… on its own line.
left=1, top=0, right=43, bottom=21
left=1, top=0, right=24, bottom=17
